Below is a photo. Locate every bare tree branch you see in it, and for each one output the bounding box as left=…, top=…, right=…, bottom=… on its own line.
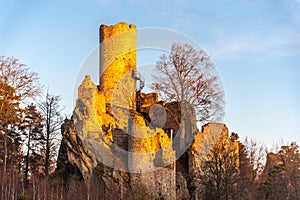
left=151, top=43, right=225, bottom=124
left=0, top=56, right=41, bottom=102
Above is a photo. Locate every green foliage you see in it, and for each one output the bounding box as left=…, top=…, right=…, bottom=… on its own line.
left=17, top=194, right=27, bottom=200
left=22, top=104, right=44, bottom=185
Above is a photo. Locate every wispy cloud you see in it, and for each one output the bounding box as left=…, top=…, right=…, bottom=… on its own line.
left=209, top=26, right=300, bottom=60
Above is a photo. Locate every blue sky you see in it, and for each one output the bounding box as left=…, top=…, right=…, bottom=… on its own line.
left=0, top=0, right=299, bottom=148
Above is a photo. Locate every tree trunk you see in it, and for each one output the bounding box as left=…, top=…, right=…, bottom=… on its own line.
left=37, top=178, right=40, bottom=200
left=7, top=172, right=10, bottom=200
left=1, top=168, right=4, bottom=200
left=45, top=132, right=50, bottom=176
left=45, top=102, right=52, bottom=177
left=87, top=179, right=90, bottom=200
left=24, top=130, right=31, bottom=187
left=4, top=131, right=7, bottom=175
left=43, top=180, right=46, bottom=200
left=11, top=170, right=15, bottom=200
left=33, top=175, right=36, bottom=200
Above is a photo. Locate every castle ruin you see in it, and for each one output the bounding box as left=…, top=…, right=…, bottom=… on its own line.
left=57, top=22, right=237, bottom=200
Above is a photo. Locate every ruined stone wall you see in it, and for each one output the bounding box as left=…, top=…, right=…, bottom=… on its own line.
left=187, top=123, right=240, bottom=199
left=127, top=117, right=176, bottom=200
left=73, top=75, right=103, bottom=139
left=59, top=22, right=178, bottom=200
left=188, top=123, right=228, bottom=178
left=139, top=92, right=158, bottom=113
left=112, top=128, right=128, bottom=151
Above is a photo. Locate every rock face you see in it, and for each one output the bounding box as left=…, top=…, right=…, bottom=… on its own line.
left=58, top=118, right=234, bottom=199
left=189, top=123, right=229, bottom=177
left=57, top=118, right=97, bottom=180
left=57, top=22, right=177, bottom=200
left=187, top=123, right=237, bottom=199
left=59, top=74, right=177, bottom=198
left=56, top=22, right=235, bottom=199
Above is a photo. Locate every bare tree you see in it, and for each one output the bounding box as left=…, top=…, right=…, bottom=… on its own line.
left=151, top=43, right=224, bottom=151
left=199, top=134, right=239, bottom=200
left=0, top=56, right=41, bottom=102
left=38, top=92, right=64, bottom=176
left=151, top=43, right=224, bottom=124
left=236, top=137, right=266, bottom=200
left=243, top=137, right=267, bottom=179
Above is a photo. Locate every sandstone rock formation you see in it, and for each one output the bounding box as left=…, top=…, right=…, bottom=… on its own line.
left=56, top=22, right=236, bottom=199
left=58, top=118, right=97, bottom=180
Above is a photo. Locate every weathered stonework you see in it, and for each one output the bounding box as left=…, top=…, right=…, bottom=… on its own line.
left=99, top=22, right=136, bottom=107
left=187, top=123, right=240, bottom=200
left=58, top=118, right=97, bottom=180
left=56, top=22, right=237, bottom=200
left=58, top=22, right=177, bottom=199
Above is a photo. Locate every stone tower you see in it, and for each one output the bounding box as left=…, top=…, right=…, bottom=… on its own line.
left=99, top=22, right=137, bottom=108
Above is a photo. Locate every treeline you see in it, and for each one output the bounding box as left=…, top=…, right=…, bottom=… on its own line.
left=0, top=56, right=299, bottom=200
left=0, top=56, right=64, bottom=199
left=192, top=133, right=300, bottom=200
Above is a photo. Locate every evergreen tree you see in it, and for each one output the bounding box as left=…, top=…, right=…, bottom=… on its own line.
left=21, top=104, right=44, bottom=186
left=260, top=142, right=300, bottom=199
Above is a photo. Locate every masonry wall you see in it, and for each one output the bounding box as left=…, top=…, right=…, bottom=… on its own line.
left=99, top=22, right=136, bottom=107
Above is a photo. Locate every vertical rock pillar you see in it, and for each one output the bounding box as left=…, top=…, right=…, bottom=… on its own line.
left=99, top=22, right=137, bottom=109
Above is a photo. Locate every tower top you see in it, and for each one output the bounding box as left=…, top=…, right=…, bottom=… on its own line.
left=99, top=22, right=136, bottom=43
